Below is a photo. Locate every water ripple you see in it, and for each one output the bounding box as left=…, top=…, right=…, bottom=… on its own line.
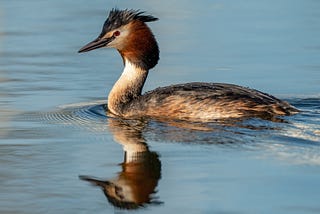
left=19, top=98, right=320, bottom=144
left=19, top=98, right=320, bottom=166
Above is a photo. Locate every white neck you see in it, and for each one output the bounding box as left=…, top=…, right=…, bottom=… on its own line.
left=107, top=60, right=148, bottom=116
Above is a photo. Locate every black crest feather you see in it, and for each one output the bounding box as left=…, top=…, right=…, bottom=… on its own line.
left=101, top=8, right=158, bottom=35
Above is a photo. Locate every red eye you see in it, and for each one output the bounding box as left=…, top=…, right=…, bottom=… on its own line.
left=113, top=31, right=120, bottom=37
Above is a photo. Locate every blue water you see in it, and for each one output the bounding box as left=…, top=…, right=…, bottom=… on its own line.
left=1, top=1, right=320, bottom=213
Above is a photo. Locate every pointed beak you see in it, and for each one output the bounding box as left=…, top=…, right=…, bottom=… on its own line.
left=78, top=36, right=114, bottom=53
left=79, top=175, right=111, bottom=187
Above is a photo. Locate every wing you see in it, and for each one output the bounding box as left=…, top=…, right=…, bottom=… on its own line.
left=125, top=82, right=298, bottom=121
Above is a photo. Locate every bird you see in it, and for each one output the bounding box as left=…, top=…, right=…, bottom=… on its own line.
left=78, top=8, right=299, bottom=122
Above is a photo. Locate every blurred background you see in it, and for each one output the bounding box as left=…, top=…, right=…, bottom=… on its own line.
left=0, top=0, right=320, bottom=213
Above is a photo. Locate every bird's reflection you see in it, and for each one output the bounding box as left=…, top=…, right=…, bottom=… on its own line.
left=77, top=103, right=284, bottom=209
left=79, top=118, right=162, bottom=209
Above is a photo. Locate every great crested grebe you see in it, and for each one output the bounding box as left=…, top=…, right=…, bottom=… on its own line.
left=79, top=8, right=298, bottom=121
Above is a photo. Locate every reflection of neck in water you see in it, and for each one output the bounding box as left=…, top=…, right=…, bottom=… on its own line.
left=80, top=118, right=162, bottom=209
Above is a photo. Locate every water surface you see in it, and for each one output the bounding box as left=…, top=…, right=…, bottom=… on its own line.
left=1, top=1, right=320, bottom=213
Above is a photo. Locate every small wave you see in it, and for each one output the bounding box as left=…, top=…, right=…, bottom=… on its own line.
left=19, top=100, right=109, bottom=133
